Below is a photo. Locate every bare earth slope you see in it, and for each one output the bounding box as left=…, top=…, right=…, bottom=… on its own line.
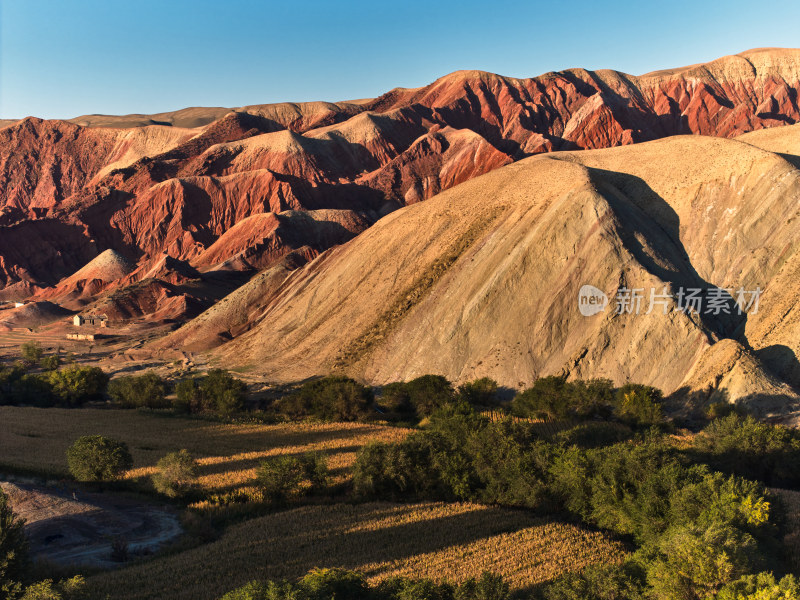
left=208, top=133, right=800, bottom=415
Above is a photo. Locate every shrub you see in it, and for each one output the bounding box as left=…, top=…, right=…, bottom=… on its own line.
left=457, top=378, right=501, bottom=408
left=0, top=487, right=28, bottom=600
left=199, top=369, right=247, bottom=416
left=693, top=414, right=800, bottom=487
left=66, top=435, right=133, bottom=482
left=152, top=449, right=198, bottom=498
left=541, top=563, right=645, bottom=600
left=512, top=376, right=571, bottom=420
left=279, top=376, right=373, bottom=422
left=300, top=568, right=371, bottom=600
left=404, top=375, right=454, bottom=418
left=39, top=355, right=60, bottom=372
left=613, top=384, right=663, bottom=427
left=20, top=576, right=86, bottom=600
left=174, top=378, right=199, bottom=414
left=47, top=366, right=109, bottom=407
left=108, top=373, right=167, bottom=409
left=378, top=382, right=415, bottom=420
left=256, top=453, right=328, bottom=505
left=110, top=536, right=129, bottom=563
left=21, top=341, right=43, bottom=366
left=715, top=573, right=800, bottom=600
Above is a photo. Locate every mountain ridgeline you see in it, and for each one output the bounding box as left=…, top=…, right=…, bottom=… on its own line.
left=2, top=48, right=800, bottom=415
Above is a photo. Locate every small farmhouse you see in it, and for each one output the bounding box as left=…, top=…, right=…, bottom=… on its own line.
left=73, top=314, right=108, bottom=327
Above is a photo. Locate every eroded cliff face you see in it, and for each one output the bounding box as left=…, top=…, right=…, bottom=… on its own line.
left=1, top=48, right=798, bottom=320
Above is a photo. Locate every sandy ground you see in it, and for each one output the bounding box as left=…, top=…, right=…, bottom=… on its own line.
left=0, top=479, right=182, bottom=568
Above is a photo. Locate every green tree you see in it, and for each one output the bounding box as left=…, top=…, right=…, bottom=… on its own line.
left=174, top=378, right=200, bottom=414
left=693, top=414, right=800, bottom=487
left=353, top=437, right=448, bottom=500
left=378, top=382, right=414, bottom=420
left=66, top=435, right=133, bottom=482
left=108, top=373, right=167, bottom=409
left=199, top=370, right=246, bottom=416
left=455, top=572, right=510, bottom=600
left=541, top=563, right=645, bottom=600
left=279, top=376, right=373, bottom=422
left=647, top=523, right=757, bottom=600
left=0, top=487, right=27, bottom=600
left=20, top=576, right=86, bottom=600
left=299, top=568, right=371, bottom=600
left=39, top=355, right=60, bottom=372
left=715, top=573, right=800, bottom=600
left=47, top=366, right=108, bottom=407
left=256, top=453, right=328, bottom=505
left=152, top=449, right=198, bottom=498
left=512, top=376, right=570, bottom=420
left=0, top=365, right=26, bottom=402
left=404, top=375, right=454, bottom=418
left=7, top=374, right=54, bottom=407
left=613, top=384, right=663, bottom=428
left=457, top=378, right=500, bottom=408
left=219, top=580, right=298, bottom=600
left=20, top=342, right=43, bottom=367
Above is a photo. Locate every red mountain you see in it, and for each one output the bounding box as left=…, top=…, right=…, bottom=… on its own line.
left=0, top=48, right=798, bottom=319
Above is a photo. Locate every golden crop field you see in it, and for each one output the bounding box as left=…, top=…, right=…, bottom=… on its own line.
left=0, top=407, right=410, bottom=493
left=87, top=501, right=628, bottom=600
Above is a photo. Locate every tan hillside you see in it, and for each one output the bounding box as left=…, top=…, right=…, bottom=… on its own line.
left=737, top=123, right=800, bottom=166
left=208, top=133, right=800, bottom=415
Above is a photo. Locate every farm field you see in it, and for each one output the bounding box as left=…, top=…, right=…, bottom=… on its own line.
left=86, top=501, right=629, bottom=600
left=0, top=407, right=411, bottom=492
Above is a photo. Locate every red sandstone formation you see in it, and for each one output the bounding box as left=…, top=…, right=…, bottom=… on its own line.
left=0, top=48, right=798, bottom=321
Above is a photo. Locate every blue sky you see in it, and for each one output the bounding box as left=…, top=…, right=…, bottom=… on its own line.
left=2, top=0, right=799, bottom=119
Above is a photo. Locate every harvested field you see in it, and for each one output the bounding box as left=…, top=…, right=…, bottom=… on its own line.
left=87, top=501, right=628, bottom=600
left=0, top=407, right=410, bottom=494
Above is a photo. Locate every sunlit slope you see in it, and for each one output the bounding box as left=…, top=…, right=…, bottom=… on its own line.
left=211, top=133, right=800, bottom=413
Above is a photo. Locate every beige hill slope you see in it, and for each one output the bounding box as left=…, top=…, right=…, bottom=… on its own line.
left=191, top=132, right=800, bottom=412
left=198, top=133, right=800, bottom=415
left=737, top=122, right=800, bottom=167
